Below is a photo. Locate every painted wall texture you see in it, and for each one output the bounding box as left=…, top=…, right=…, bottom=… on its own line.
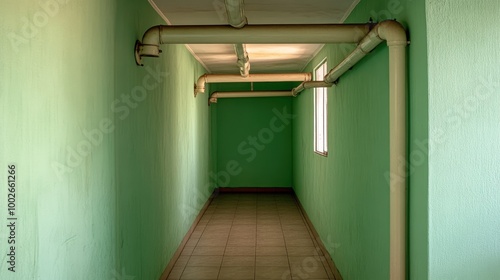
left=211, top=82, right=294, bottom=187
left=292, top=0, right=429, bottom=279
left=1, top=0, right=117, bottom=279
left=114, top=1, right=213, bottom=279
left=426, top=0, right=500, bottom=279
left=0, top=0, right=212, bottom=279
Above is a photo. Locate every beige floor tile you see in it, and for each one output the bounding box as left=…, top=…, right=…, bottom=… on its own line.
left=205, top=224, right=231, bottom=231
left=218, top=266, right=255, bottom=279
left=255, top=266, right=291, bottom=280
left=197, top=237, right=228, bottom=247
left=208, top=219, right=233, bottom=225
left=167, top=266, right=184, bottom=280
left=285, top=238, right=314, bottom=247
left=174, top=256, right=190, bottom=267
left=181, top=246, right=195, bottom=256
left=257, top=219, right=281, bottom=226
left=257, top=232, right=284, bottom=239
left=257, top=224, right=282, bottom=231
left=225, top=246, right=256, bottom=256
left=192, top=246, right=226, bottom=256
left=186, top=255, right=223, bottom=267
left=256, top=256, right=289, bottom=266
left=185, top=237, right=199, bottom=247
left=222, top=256, right=256, bottom=266
left=233, top=218, right=257, bottom=225
left=256, top=246, right=287, bottom=256
left=283, top=230, right=311, bottom=239
left=257, top=237, right=285, bottom=247
left=212, top=214, right=235, bottom=220
left=180, top=266, right=219, bottom=279
left=202, top=230, right=230, bottom=238
left=282, top=224, right=308, bottom=231
left=286, top=247, right=322, bottom=256
left=227, top=237, right=256, bottom=246
left=190, top=230, right=203, bottom=238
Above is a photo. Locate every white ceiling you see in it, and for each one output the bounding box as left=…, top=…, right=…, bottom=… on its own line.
left=149, top=0, right=360, bottom=73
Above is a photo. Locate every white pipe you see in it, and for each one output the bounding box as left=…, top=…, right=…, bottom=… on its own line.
left=388, top=43, right=407, bottom=280
left=377, top=21, right=407, bottom=280
left=224, top=0, right=247, bottom=28
left=209, top=91, right=292, bottom=103
left=323, top=20, right=408, bottom=279
left=225, top=0, right=251, bottom=77
left=135, top=24, right=372, bottom=65
left=291, top=81, right=333, bottom=97
left=195, top=73, right=312, bottom=96
left=234, top=44, right=250, bottom=77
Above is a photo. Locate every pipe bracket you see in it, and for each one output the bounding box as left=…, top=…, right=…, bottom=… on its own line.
left=135, top=41, right=161, bottom=66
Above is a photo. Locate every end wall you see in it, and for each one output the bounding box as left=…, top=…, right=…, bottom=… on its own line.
left=211, top=82, right=294, bottom=188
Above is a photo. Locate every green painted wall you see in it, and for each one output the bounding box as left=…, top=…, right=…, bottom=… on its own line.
left=426, top=1, right=500, bottom=279
left=211, top=82, right=294, bottom=187
left=0, top=0, right=116, bottom=279
left=114, top=2, right=213, bottom=279
left=1, top=0, right=212, bottom=279
left=292, top=0, right=429, bottom=279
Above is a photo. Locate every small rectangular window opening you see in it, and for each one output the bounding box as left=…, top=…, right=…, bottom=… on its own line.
left=314, top=60, right=328, bottom=156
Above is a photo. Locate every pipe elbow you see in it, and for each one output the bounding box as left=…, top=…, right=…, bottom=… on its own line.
left=141, top=25, right=162, bottom=57
left=209, top=93, right=218, bottom=104
left=195, top=74, right=209, bottom=95
left=377, top=20, right=408, bottom=47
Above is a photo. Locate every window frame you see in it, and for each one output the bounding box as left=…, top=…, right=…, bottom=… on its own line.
left=313, top=59, right=328, bottom=157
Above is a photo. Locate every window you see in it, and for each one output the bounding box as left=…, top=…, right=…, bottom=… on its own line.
left=314, top=60, right=328, bottom=156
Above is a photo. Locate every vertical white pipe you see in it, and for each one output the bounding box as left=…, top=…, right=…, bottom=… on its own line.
left=389, top=44, right=407, bottom=280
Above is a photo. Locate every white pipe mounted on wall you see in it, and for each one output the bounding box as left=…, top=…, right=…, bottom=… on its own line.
left=321, top=20, right=408, bottom=280
left=209, top=91, right=292, bottom=103
left=134, top=24, right=372, bottom=66
left=288, top=21, right=408, bottom=279
left=135, top=20, right=408, bottom=279
left=225, top=0, right=251, bottom=77
left=291, top=81, right=333, bottom=97
left=195, top=73, right=312, bottom=96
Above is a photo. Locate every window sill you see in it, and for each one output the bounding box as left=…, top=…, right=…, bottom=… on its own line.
left=314, top=151, right=328, bottom=157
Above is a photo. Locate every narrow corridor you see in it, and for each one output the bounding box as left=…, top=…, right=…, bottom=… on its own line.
left=167, top=192, right=336, bottom=279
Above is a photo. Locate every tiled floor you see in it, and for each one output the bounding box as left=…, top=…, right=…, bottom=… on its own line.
left=167, top=192, right=336, bottom=280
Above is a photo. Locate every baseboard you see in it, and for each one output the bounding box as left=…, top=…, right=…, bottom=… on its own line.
left=293, top=194, right=344, bottom=280
left=218, top=187, right=293, bottom=193
left=159, top=190, right=217, bottom=280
